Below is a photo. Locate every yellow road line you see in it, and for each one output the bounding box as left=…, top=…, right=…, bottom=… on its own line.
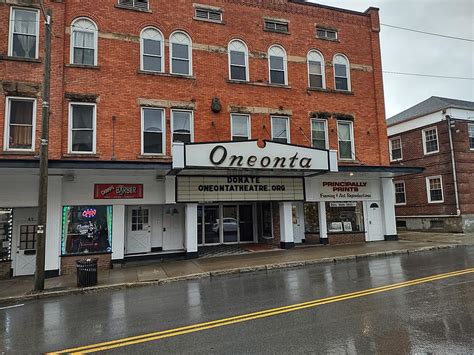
left=53, top=267, right=474, bottom=354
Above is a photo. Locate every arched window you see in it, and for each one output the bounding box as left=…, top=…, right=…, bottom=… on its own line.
left=170, top=31, right=192, bottom=76
left=228, top=40, right=249, bottom=81
left=333, top=54, right=351, bottom=91
left=307, top=50, right=325, bottom=89
left=268, top=45, right=287, bottom=85
left=71, top=18, right=98, bottom=66
left=140, top=27, right=164, bottom=73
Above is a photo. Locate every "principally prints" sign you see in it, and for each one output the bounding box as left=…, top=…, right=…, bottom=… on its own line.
left=319, top=180, right=373, bottom=201
left=94, top=184, right=144, bottom=199
left=177, top=176, right=304, bottom=202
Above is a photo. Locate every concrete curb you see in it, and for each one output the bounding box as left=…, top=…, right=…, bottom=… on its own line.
left=0, top=243, right=465, bottom=305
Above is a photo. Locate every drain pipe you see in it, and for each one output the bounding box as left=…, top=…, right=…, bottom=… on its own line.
left=446, top=114, right=461, bottom=216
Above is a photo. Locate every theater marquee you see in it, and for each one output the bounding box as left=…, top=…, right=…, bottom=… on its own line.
left=177, top=176, right=304, bottom=202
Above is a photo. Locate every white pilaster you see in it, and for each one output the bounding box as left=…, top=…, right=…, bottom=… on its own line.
left=381, top=178, right=397, bottom=239
left=319, top=201, right=328, bottom=242
left=185, top=203, right=198, bottom=256
left=165, top=175, right=176, bottom=204
left=45, top=176, right=62, bottom=273
left=279, top=202, right=294, bottom=248
left=112, top=205, right=126, bottom=260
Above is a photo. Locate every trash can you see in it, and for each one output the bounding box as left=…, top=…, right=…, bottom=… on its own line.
left=76, top=258, right=98, bottom=287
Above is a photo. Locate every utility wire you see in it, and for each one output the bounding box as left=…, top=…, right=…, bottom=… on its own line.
left=383, top=71, right=474, bottom=80
left=381, top=23, right=474, bottom=42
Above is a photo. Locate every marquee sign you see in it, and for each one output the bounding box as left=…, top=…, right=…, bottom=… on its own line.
left=177, top=176, right=304, bottom=202
left=183, top=141, right=330, bottom=171
left=94, top=184, right=143, bottom=199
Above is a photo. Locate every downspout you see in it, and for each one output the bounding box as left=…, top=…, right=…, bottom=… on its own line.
left=446, top=114, right=461, bottom=216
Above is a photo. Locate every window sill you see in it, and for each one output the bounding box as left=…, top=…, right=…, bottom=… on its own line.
left=1, top=150, right=37, bottom=156
left=227, top=80, right=291, bottom=89
left=307, top=87, right=354, bottom=95
left=328, top=231, right=365, bottom=235
left=428, top=201, right=444, bottom=204
left=137, top=154, right=172, bottom=161
left=61, top=251, right=112, bottom=258
left=193, top=17, right=225, bottom=25
left=114, top=4, right=152, bottom=13
left=263, top=29, right=290, bottom=35
left=315, top=37, right=340, bottom=43
left=63, top=153, right=100, bottom=159
left=65, top=64, right=100, bottom=70
left=137, top=70, right=196, bottom=80
left=2, top=56, right=41, bottom=63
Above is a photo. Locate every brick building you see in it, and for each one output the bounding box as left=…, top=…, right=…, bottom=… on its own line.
left=387, top=96, right=474, bottom=233
left=0, top=0, right=418, bottom=278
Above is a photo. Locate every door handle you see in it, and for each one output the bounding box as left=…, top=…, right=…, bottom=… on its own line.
left=163, top=227, right=166, bottom=232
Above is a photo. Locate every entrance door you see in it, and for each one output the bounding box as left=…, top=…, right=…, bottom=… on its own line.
left=126, top=207, right=151, bottom=254
left=366, top=202, right=384, bottom=241
left=292, top=202, right=305, bottom=243
left=204, top=205, right=220, bottom=245
left=223, top=205, right=238, bottom=243
left=14, top=224, right=37, bottom=276
left=239, top=205, right=254, bottom=242
left=163, top=206, right=184, bottom=250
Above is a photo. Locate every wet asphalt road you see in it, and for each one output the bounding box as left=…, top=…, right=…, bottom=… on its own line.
left=1, top=247, right=474, bottom=354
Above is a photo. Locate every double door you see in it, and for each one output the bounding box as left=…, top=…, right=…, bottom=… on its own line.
left=198, top=204, right=255, bottom=245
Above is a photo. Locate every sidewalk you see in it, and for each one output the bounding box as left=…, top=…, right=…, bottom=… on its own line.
left=1, top=232, right=473, bottom=304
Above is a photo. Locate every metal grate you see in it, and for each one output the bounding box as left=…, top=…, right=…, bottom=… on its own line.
left=118, top=0, right=149, bottom=10
left=316, top=27, right=337, bottom=40
left=264, top=20, right=289, bottom=33
left=195, top=8, right=222, bottom=22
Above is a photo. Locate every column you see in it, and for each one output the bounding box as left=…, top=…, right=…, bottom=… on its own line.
left=319, top=201, right=328, bottom=244
left=185, top=203, right=198, bottom=258
left=45, top=176, right=62, bottom=277
left=381, top=178, right=398, bottom=240
left=279, top=202, right=294, bottom=249
left=112, top=205, right=126, bottom=262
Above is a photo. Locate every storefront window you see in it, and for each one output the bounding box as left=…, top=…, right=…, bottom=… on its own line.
left=0, top=209, right=13, bottom=261
left=304, top=203, right=319, bottom=234
left=61, top=206, right=113, bottom=255
left=326, top=202, right=364, bottom=233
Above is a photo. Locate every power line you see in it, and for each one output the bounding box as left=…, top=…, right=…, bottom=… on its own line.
left=383, top=71, right=474, bottom=80
left=381, top=23, right=474, bottom=42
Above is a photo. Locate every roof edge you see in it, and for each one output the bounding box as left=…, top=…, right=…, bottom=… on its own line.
left=288, top=0, right=372, bottom=17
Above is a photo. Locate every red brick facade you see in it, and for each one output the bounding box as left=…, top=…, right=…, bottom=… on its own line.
left=60, top=253, right=112, bottom=275
left=1, top=0, right=389, bottom=166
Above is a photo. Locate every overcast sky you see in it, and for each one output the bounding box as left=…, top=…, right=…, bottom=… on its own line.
left=309, top=0, right=474, bottom=118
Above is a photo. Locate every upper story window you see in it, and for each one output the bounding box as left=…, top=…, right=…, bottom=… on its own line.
left=9, top=7, right=39, bottom=59
left=172, top=110, right=193, bottom=143
left=228, top=40, right=249, bottom=81
left=118, top=0, right=149, bottom=11
left=337, top=121, right=355, bottom=160
left=195, top=7, right=223, bottom=23
left=142, top=108, right=165, bottom=155
left=71, top=18, right=98, bottom=66
left=4, top=97, right=36, bottom=151
left=268, top=45, right=287, bottom=85
left=311, top=118, right=328, bottom=149
left=394, top=181, right=406, bottom=205
left=333, top=54, right=351, bottom=91
left=316, top=26, right=338, bottom=41
left=389, top=137, right=403, bottom=161
left=170, top=31, right=192, bottom=76
left=468, top=124, right=474, bottom=150
left=231, top=114, right=250, bottom=141
left=140, top=27, right=164, bottom=73
left=271, top=116, right=289, bottom=144
left=307, top=50, right=325, bottom=89
left=264, top=19, right=289, bottom=34
left=426, top=176, right=444, bottom=203
left=68, top=103, right=96, bottom=154
left=422, top=127, right=439, bottom=155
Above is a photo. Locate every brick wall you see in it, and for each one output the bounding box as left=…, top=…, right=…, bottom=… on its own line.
left=0, top=260, right=11, bottom=280
left=60, top=253, right=112, bottom=275
left=0, top=0, right=389, bottom=167
left=328, top=233, right=365, bottom=245
left=271, top=202, right=281, bottom=246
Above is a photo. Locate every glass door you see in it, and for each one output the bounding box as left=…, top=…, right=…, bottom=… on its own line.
left=239, top=205, right=254, bottom=242
left=223, top=205, right=238, bottom=243
left=204, top=205, right=220, bottom=245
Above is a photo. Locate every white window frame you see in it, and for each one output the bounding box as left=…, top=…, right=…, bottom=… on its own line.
left=389, top=137, right=403, bottom=162
left=70, top=17, right=98, bottom=66
left=337, top=120, right=355, bottom=161
left=141, top=107, right=166, bottom=155
left=228, top=39, right=249, bottom=82
left=394, top=181, right=406, bottom=206
left=307, top=50, right=325, bottom=89
left=316, top=27, right=338, bottom=41
left=268, top=45, right=288, bottom=86
left=310, top=118, right=328, bottom=149
left=171, top=109, right=194, bottom=143
left=333, top=54, right=351, bottom=92
left=426, top=175, right=444, bottom=204
left=169, top=31, right=193, bottom=76
left=422, top=126, right=439, bottom=155
left=68, top=102, right=97, bottom=154
left=4, top=96, right=37, bottom=152
left=140, top=27, right=165, bottom=73
left=8, top=7, right=40, bottom=59
left=118, top=0, right=149, bottom=11
left=469, top=123, right=474, bottom=151
left=271, top=116, right=290, bottom=144
left=230, top=113, right=251, bottom=141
